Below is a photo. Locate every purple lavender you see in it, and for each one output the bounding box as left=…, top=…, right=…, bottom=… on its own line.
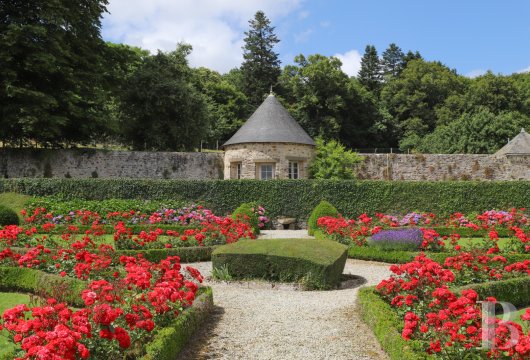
left=370, top=228, right=423, bottom=250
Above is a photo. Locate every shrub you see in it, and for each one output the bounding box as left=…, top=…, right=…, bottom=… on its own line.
left=0, top=205, right=20, bottom=226
left=232, top=202, right=260, bottom=235
left=115, top=246, right=216, bottom=263
left=2, top=178, right=529, bottom=221
left=308, top=200, right=339, bottom=235
left=309, top=138, right=363, bottom=179
left=212, top=239, right=348, bottom=290
left=369, top=228, right=423, bottom=251
left=358, top=287, right=424, bottom=360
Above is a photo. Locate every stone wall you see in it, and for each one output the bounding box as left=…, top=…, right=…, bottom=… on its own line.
left=0, top=149, right=224, bottom=179
left=355, top=153, right=529, bottom=181
left=223, top=143, right=315, bottom=180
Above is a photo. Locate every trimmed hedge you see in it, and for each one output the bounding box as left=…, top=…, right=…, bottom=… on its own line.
left=212, top=239, right=348, bottom=289
left=43, top=224, right=193, bottom=235
left=434, top=227, right=512, bottom=238
left=2, top=179, right=529, bottom=220
left=459, top=277, right=530, bottom=309
left=359, top=277, right=530, bottom=360
left=358, top=287, right=426, bottom=360
left=308, top=200, right=339, bottom=236
left=141, top=287, right=213, bottom=360
left=232, top=202, right=260, bottom=235
left=0, top=266, right=86, bottom=307
left=115, top=246, right=216, bottom=263
left=348, top=246, right=417, bottom=264
left=0, top=205, right=20, bottom=226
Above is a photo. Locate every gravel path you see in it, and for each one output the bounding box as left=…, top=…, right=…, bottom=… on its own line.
left=178, top=259, right=391, bottom=360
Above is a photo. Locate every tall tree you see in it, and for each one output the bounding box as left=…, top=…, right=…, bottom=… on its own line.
left=381, top=43, right=405, bottom=80
left=358, top=45, right=382, bottom=94
left=380, top=59, right=467, bottom=150
left=0, top=0, right=110, bottom=147
left=402, top=50, right=423, bottom=68
left=192, top=68, right=249, bottom=143
left=119, top=45, right=208, bottom=151
left=241, top=11, right=281, bottom=107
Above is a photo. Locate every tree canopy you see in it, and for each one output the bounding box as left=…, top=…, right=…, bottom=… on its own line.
left=1, top=4, right=528, bottom=155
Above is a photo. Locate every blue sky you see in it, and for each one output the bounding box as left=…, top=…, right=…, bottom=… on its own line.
left=102, top=0, right=530, bottom=76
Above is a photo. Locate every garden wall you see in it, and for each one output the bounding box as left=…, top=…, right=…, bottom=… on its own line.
left=356, top=153, right=529, bottom=181
left=0, top=149, right=224, bottom=179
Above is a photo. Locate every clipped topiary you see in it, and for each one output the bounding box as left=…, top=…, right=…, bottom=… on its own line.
left=0, top=205, right=20, bottom=226
left=232, top=202, right=260, bottom=235
left=308, top=200, right=338, bottom=236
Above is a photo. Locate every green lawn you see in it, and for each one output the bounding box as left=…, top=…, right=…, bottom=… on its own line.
left=497, top=306, right=530, bottom=326
left=0, top=192, right=30, bottom=222
left=458, top=237, right=512, bottom=250
left=0, top=292, right=31, bottom=358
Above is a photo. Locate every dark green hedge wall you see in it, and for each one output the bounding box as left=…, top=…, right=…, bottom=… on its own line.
left=2, top=179, right=528, bottom=220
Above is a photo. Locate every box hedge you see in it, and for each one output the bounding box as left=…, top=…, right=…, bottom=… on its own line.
left=308, top=200, right=339, bottom=236
left=2, top=179, right=528, bottom=221
left=0, top=266, right=86, bottom=307
left=115, top=246, right=216, bottom=263
left=212, top=238, right=348, bottom=289
left=358, top=287, right=427, bottom=360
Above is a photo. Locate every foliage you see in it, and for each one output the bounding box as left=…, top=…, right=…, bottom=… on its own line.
left=309, top=138, right=363, bottom=179
left=241, top=11, right=281, bottom=107
left=231, top=202, right=268, bottom=235
left=358, top=287, right=425, bottom=360
left=141, top=288, right=213, bottom=360
left=0, top=205, right=19, bottom=226
left=2, top=178, right=529, bottom=221
left=417, top=107, right=530, bottom=153
left=280, top=54, right=386, bottom=146
left=358, top=45, right=382, bottom=94
left=381, top=43, right=405, bottom=80
left=212, top=239, right=348, bottom=290
left=380, top=59, right=467, bottom=150
left=308, top=200, right=339, bottom=236
left=119, top=44, right=208, bottom=151
left=191, top=68, right=249, bottom=143
left=0, top=0, right=111, bottom=147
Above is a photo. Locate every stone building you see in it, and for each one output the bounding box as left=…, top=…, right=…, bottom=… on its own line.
left=223, top=94, right=316, bottom=180
left=494, top=128, right=530, bottom=166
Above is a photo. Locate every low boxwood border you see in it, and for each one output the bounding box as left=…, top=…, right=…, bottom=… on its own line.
left=35, top=224, right=194, bottom=235
left=0, top=266, right=213, bottom=360
left=359, top=277, right=530, bottom=359
left=358, top=287, right=427, bottom=360
left=141, top=287, right=213, bottom=360
left=0, top=266, right=86, bottom=307
left=115, top=246, right=216, bottom=263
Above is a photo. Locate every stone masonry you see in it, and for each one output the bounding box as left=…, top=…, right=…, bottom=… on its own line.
left=0, top=149, right=224, bottom=179
left=355, top=153, right=529, bottom=181
left=223, top=143, right=315, bottom=180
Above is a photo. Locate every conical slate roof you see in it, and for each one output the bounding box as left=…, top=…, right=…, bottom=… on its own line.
left=495, top=128, right=530, bottom=156
left=223, top=94, right=315, bottom=147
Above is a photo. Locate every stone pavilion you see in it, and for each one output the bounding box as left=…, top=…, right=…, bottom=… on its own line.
left=223, top=94, right=316, bottom=180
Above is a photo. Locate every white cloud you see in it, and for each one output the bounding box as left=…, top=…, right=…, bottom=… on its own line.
left=465, top=69, right=487, bottom=78
left=102, top=0, right=302, bottom=73
left=518, top=65, right=530, bottom=73
left=298, top=10, right=310, bottom=19
left=333, top=49, right=362, bottom=77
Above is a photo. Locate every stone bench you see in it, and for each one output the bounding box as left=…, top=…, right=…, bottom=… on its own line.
left=276, top=216, right=297, bottom=230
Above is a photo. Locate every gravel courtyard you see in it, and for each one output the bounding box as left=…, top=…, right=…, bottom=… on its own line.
left=178, top=258, right=392, bottom=360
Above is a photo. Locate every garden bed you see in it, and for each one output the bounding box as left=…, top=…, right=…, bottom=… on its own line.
left=212, top=238, right=348, bottom=289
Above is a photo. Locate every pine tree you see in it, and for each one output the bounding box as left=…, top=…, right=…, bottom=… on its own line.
left=358, top=45, right=382, bottom=94
left=241, top=11, right=281, bottom=107
left=403, top=50, right=423, bottom=69
left=381, top=43, right=405, bottom=80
